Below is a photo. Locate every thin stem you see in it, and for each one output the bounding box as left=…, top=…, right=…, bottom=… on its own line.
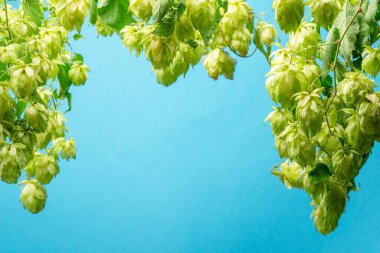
left=3, top=0, right=12, bottom=40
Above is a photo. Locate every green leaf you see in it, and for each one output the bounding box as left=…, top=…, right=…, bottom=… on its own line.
left=73, top=33, right=85, bottom=41
left=72, top=53, right=84, bottom=63
left=332, top=1, right=366, bottom=63
left=365, top=0, right=379, bottom=21
left=152, top=0, right=173, bottom=22
left=321, top=75, right=333, bottom=97
left=22, top=0, right=44, bottom=27
left=321, top=27, right=340, bottom=75
left=57, top=63, right=72, bottom=97
left=200, top=0, right=228, bottom=45
left=98, top=0, right=135, bottom=32
left=89, top=0, right=99, bottom=25
left=153, top=2, right=186, bottom=37
left=16, top=101, right=28, bottom=118
left=308, top=163, right=332, bottom=184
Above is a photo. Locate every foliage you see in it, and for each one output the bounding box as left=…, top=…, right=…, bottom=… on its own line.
left=1, top=0, right=380, bottom=236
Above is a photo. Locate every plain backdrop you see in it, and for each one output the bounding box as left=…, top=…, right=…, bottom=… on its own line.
left=1, top=1, right=379, bottom=252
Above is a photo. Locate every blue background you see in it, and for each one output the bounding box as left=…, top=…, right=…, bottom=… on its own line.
left=1, top=1, right=380, bottom=252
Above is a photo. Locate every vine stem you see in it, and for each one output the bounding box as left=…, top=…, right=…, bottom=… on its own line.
left=3, top=0, right=12, bottom=40
left=323, top=0, right=364, bottom=136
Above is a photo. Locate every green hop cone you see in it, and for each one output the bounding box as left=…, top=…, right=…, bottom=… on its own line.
left=69, top=62, right=89, bottom=86
left=130, top=0, right=153, bottom=21
left=313, top=180, right=347, bottom=235
left=12, top=127, right=37, bottom=152
left=187, top=0, right=217, bottom=31
left=332, top=149, right=361, bottom=184
left=203, top=49, right=236, bottom=80
left=155, top=67, right=178, bottom=86
left=95, top=18, right=115, bottom=37
left=344, top=109, right=374, bottom=153
left=0, top=86, right=13, bottom=118
left=230, top=28, right=252, bottom=56
left=337, top=72, right=375, bottom=107
left=314, top=123, right=342, bottom=156
left=295, top=88, right=324, bottom=137
left=32, top=54, right=58, bottom=83
left=288, top=22, right=321, bottom=59
left=254, top=21, right=278, bottom=48
left=39, top=26, right=68, bottom=58
left=362, top=47, right=380, bottom=77
left=265, top=64, right=308, bottom=109
left=264, top=107, right=294, bottom=136
left=0, top=43, right=19, bottom=64
left=175, top=16, right=196, bottom=43
left=273, top=0, right=304, bottom=33
left=25, top=103, right=49, bottom=133
left=300, top=62, right=322, bottom=88
left=0, top=144, right=30, bottom=184
left=56, top=0, right=89, bottom=32
left=32, top=153, right=60, bottom=185
left=143, top=34, right=178, bottom=69
left=279, top=123, right=316, bottom=166
left=9, top=63, right=42, bottom=99
left=121, top=24, right=145, bottom=56
left=273, top=160, right=305, bottom=189
left=52, top=137, right=77, bottom=161
left=306, top=0, right=342, bottom=30
left=49, top=111, right=67, bottom=138
left=357, top=94, right=380, bottom=136
left=19, top=180, right=47, bottom=214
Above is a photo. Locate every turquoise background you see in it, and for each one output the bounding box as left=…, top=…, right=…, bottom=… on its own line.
left=1, top=1, right=380, bottom=252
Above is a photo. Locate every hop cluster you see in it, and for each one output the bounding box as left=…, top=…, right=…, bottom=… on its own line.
left=0, top=3, right=85, bottom=213
left=118, top=0, right=254, bottom=86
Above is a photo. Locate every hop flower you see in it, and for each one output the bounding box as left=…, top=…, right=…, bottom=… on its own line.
left=314, top=123, right=342, bottom=156
left=12, top=127, right=37, bottom=152
left=332, top=149, right=361, bottom=184
left=357, top=94, right=380, bottom=137
left=95, top=18, right=115, bottom=37
left=273, top=161, right=305, bottom=189
left=0, top=87, right=13, bottom=119
left=203, top=49, right=236, bottom=80
left=49, top=111, right=67, bottom=138
left=295, top=88, right=324, bottom=137
left=69, top=62, right=89, bottom=86
left=344, top=109, right=374, bottom=153
left=278, top=123, right=316, bottom=166
left=56, top=0, right=89, bottom=32
left=39, top=26, right=68, bottom=58
left=31, top=54, right=58, bottom=83
left=175, top=15, right=196, bottom=43
left=288, top=22, right=321, bottom=59
left=362, top=46, right=380, bottom=77
left=337, top=72, right=375, bottom=107
left=31, top=153, right=60, bottom=185
left=121, top=24, right=145, bottom=56
left=265, top=64, right=308, bottom=109
left=25, top=103, right=49, bottom=133
left=265, top=107, right=294, bottom=136
left=273, top=0, right=304, bottom=33
left=19, top=180, right=47, bottom=214
left=52, top=137, right=77, bottom=160
left=143, top=34, right=178, bottom=69
left=254, top=21, right=278, bottom=48
left=0, top=144, right=30, bottom=184
left=0, top=43, right=19, bottom=64
left=230, top=28, right=252, bottom=56
left=130, top=0, right=153, bottom=21
left=9, top=62, right=42, bottom=98
left=187, top=0, right=217, bottom=31
left=313, top=180, right=347, bottom=235
left=306, top=0, right=342, bottom=29
left=300, top=62, right=321, bottom=87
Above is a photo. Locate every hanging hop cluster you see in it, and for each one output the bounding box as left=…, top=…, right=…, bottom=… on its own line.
left=0, top=1, right=88, bottom=213
left=107, top=0, right=256, bottom=86
left=269, top=0, right=380, bottom=234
